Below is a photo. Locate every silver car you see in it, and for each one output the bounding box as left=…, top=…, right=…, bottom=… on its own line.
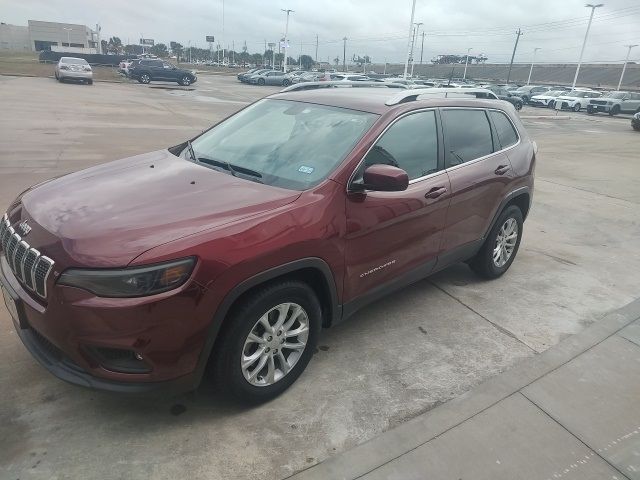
left=55, top=57, right=93, bottom=85
left=249, top=70, right=288, bottom=86
left=587, top=91, right=640, bottom=116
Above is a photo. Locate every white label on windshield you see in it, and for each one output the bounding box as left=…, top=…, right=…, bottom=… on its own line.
left=298, top=166, right=314, bottom=174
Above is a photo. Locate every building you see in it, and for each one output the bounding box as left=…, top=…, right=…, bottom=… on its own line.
left=0, top=20, right=100, bottom=53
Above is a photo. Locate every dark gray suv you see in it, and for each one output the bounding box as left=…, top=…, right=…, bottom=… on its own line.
left=129, top=59, right=197, bottom=86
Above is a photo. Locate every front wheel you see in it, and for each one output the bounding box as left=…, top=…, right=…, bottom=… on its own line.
left=573, top=103, right=581, bottom=112
left=470, top=205, right=523, bottom=279
left=283, top=79, right=291, bottom=87
left=257, top=78, right=265, bottom=86
left=179, top=75, right=192, bottom=86
left=609, top=105, right=620, bottom=116
left=587, top=105, right=595, bottom=114
left=211, top=280, right=321, bottom=403
left=139, top=73, right=151, bottom=84
left=514, top=101, right=523, bottom=111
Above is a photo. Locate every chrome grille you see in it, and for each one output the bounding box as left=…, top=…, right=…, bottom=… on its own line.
left=1, top=214, right=54, bottom=300
left=591, top=100, right=608, bottom=106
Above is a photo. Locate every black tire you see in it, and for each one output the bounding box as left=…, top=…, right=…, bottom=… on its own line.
left=257, top=78, right=265, bottom=86
left=586, top=105, right=595, bottom=114
left=54, top=71, right=59, bottom=80
left=179, top=75, right=192, bottom=86
left=470, top=205, right=524, bottom=279
left=139, top=73, right=151, bottom=84
left=633, top=125, right=640, bottom=131
left=573, top=103, right=581, bottom=112
left=609, top=105, right=620, bottom=116
left=522, top=95, right=529, bottom=104
left=211, top=280, right=322, bottom=404
left=87, top=79, right=93, bottom=85
left=283, top=79, right=291, bottom=87
left=548, top=100, right=555, bottom=109
left=514, top=101, right=523, bottom=111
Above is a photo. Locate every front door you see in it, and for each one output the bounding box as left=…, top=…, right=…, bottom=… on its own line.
left=439, top=108, right=516, bottom=254
left=344, top=110, right=451, bottom=303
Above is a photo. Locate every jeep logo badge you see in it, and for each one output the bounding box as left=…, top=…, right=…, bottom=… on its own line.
left=17, top=220, right=32, bottom=236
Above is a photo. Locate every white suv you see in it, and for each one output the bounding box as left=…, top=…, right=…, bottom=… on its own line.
left=587, top=92, right=640, bottom=116
left=555, top=89, right=602, bottom=112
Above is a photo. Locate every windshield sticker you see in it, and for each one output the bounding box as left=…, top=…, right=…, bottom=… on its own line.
left=298, top=166, right=315, bottom=174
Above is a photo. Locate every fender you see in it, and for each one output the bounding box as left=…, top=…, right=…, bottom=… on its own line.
left=190, top=257, right=341, bottom=386
left=482, top=186, right=531, bottom=241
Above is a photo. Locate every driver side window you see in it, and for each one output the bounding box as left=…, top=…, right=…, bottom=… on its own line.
left=359, top=110, right=439, bottom=181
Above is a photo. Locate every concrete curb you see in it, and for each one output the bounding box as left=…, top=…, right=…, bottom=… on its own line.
left=520, top=115, right=572, bottom=120
left=288, top=298, right=640, bottom=480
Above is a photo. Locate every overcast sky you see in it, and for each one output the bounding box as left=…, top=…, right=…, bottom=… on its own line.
left=3, top=0, right=639, bottom=64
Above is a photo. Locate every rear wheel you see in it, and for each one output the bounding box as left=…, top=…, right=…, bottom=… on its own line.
left=609, top=105, right=620, bottom=116
left=470, top=205, right=523, bottom=279
left=211, top=280, right=321, bottom=403
left=514, top=101, right=523, bottom=111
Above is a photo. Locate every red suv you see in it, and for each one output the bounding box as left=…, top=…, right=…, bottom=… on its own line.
left=1, top=87, right=535, bottom=402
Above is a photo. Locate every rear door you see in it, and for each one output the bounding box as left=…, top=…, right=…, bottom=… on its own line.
left=622, top=93, right=640, bottom=113
left=344, top=109, right=450, bottom=303
left=162, top=61, right=179, bottom=81
left=439, top=108, right=515, bottom=258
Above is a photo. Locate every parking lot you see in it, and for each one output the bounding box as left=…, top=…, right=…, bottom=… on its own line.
left=1, top=73, right=639, bottom=479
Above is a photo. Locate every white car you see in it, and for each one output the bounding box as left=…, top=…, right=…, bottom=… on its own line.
left=554, top=89, right=601, bottom=112
left=54, top=57, right=93, bottom=85
left=529, top=90, right=568, bottom=108
left=587, top=91, right=640, bottom=116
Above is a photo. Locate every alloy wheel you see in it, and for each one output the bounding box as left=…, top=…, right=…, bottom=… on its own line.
left=493, top=218, right=518, bottom=268
left=141, top=74, right=150, bottom=84
left=241, top=302, right=310, bottom=387
left=182, top=76, right=191, bottom=86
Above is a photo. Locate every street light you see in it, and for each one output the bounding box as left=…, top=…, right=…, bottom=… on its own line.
left=410, top=22, right=423, bottom=77
left=463, top=47, right=473, bottom=80
left=617, top=44, right=637, bottom=90
left=281, top=9, right=294, bottom=73
left=572, top=3, right=604, bottom=89
left=403, top=0, right=418, bottom=79
left=63, top=27, right=72, bottom=47
left=527, top=47, right=541, bottom=85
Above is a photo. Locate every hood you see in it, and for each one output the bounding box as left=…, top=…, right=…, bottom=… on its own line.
left=20, top=150, right=301, bottom=267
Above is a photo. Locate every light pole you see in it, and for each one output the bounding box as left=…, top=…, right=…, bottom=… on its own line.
left=403, top=0, right=418, bottom=79
left=343, top=37, right=347, bottom=71
left=527, top=47, right=541, bottom=85
left=572, top=3, right=604, bottom=90
left=282, top=9, right=294, bottom=73
left=268, top=42, right=276, bottom=68
left=222, top=0, right=225, bottom=65
left=63, top=27, right=72, bottom=47
left=617, top=44, right=637, bottom=90
left=410, top=22, right=423, bottom=77
left=463, top=47, right=472, bottom=80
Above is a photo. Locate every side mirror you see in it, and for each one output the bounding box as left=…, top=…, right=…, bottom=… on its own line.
left=360, top=164, right=409, bottom=192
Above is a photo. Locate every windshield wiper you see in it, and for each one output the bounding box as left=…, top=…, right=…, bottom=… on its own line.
left=186, top=140, right=197, bottom=162
left=196, top=157, right=263, bottom=181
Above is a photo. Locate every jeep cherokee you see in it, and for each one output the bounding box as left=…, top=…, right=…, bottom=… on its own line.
left=0, top=86, right=535, bottom=403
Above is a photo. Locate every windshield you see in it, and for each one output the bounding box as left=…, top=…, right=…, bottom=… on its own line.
left=607, top=92, right=628, bottom=99
left=61, top=58, right=88, bottom=65
left=186, top=99, right=378, bottom=190
left=567, top=91, right=589, bottom=97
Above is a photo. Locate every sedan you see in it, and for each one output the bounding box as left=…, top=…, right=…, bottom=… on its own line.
left=249, top=70, right=290, bottom=86
left=54, top=57, right=93, bottom=85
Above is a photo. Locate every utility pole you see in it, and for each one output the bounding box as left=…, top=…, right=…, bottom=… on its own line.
left=410, top=22, right=423, bottom=77
left=527, top=47, right=541, bottom=85
left=463, top=47, right=472, bottom=80
left=343, top=37, right=347, bottom=71
left=419, top=31, right=425, bottom=65
left=573, top=3, right=604, bottom=89
left=618, top=44, right=637, bottom=90
left=282, top=9, right=294, bottom=73
left=403, top=0, right=417, bottom=79
left=315, top=34, right=319, bottom=66
left=506, top=28, right=523, bottom=84
left=232, top=40, right=235, bottom=64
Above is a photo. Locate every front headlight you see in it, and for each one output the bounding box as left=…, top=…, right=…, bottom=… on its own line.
left=58, top=257, right=196, bottom=298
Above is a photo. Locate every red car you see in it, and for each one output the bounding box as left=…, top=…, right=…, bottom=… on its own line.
left=1, top=87, right=535, bottom=403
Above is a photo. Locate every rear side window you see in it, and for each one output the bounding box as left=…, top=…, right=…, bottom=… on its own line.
left=442, top=109, right=494, bottom=166
left=361, top=110, right=439, bottom=181
left=489, top=111, right=519, bottom=149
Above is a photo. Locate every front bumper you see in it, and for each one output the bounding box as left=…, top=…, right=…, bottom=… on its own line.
left=0, top=254, right=207, bottom=394
left=589, top=103, right=613, bottom=113
left=529, top=99, right=548, bottom=107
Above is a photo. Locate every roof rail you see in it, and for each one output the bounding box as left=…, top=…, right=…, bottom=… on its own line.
left=385, top=87, right=499, bottom=106
left=280, top=81, right=408, bottom=93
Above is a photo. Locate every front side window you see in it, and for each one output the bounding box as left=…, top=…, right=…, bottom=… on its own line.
left=186, top=99, right=377, bottom=190
left=489, top=111, right=519, bottom=149
left=442, top=109, right=494, bottom=166
left=356, top=111, right=439, bottom=182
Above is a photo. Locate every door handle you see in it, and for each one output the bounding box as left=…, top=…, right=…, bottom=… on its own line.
left=494, top=165, right=510, bottom=175
left=425, top=187, right=448, bottom=199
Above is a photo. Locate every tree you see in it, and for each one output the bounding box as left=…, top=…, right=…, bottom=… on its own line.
left=170, top=42, right=183, bottom=61
left=107, top=36, right=123, bottom=54
left=100, top=39, right=108, bottom=54
left=124, top=44, right=143, bottom=55
left=149, top=43, right=169, bottom=58
left=333, top=56, right=340, bottom=67
left=300, top=54, right=314, bottom=70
